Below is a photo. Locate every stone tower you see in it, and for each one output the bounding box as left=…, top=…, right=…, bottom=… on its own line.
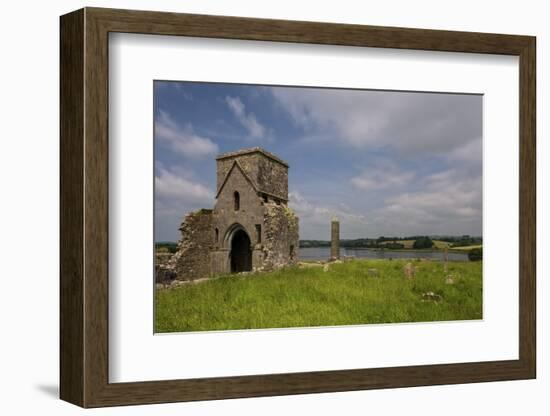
left=171, top=147, right=299, bottom=281
left=330, top=217, right=340, bottom=260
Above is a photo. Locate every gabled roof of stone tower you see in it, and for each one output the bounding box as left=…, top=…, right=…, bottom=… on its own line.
left=215, top=160, right=260, bottom=199
left=216, top=147, right=289, bottom=168
left=215, top=147, right=289, bottom=201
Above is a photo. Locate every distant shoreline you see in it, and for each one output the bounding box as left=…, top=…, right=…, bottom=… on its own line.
left=155, top=242, right=481, bottom=253
left=299, top=245, right=480, bottom=253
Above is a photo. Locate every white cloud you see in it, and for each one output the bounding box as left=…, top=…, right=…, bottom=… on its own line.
left=225, top=96, right=266, bottom=139
left=154, top=166, right=215, bottom=242
left=155, top=167, right=214, bottom=206
left=447, top=137, right=483, bottom=166
left=289, top=190, right=368, bottom=239
left=270, top=87, right=482, bottom=155
left=155, top=110, right=218, bottom=158
left=351, top=159, right=415, bottom=191
left=373, top=168, right=482, bottom=235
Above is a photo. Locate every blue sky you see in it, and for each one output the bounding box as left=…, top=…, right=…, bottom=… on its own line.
left=154, top=81, right=482, bottom=242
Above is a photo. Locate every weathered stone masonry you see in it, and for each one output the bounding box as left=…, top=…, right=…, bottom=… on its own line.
left=164, top=147, right=299, bottom=282
left=172, top=209, right=213, bottom=280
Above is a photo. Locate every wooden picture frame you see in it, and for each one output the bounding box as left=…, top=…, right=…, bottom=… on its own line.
left=60, top=7, right=536, bottom=408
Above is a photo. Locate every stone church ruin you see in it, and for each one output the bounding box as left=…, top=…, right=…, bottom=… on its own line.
left=158, top=147, right=299, bottom=282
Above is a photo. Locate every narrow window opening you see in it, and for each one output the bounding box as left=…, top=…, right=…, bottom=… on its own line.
left=255, top=224, right=262, bottom=244
left=215, top=228, right=219, bottom=243
left=234, top=191, right=240, bottom=211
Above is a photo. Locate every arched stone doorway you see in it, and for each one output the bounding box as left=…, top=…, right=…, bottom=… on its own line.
left=230, top=228, right=252, bottom=273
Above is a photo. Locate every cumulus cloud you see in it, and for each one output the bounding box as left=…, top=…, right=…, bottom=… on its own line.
left=289, top=190, right=368, bottom=239
left=271, top=87, right=482, bottom=155
left=155, top=110, right=218, bottom=158
left=447, top=136, right=483, bottom=166
left=270, top=86, right=482, bottom=237
left=225, top=96, right=266, bottom=139
left=154, top=166, right=215, bottom=241
left=351, top=159, right=415, bottom=191
left=373, top=168, right=482, bottom=235
left=155, top=167, right=214, bottom=204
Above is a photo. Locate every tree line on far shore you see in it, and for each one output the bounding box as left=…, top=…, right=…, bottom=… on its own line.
left=299, top=235, right=482, bottom=249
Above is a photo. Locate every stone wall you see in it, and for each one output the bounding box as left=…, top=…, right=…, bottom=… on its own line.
left=256, top=155, right=288, bottom=201
left=216, top=148, right=289, bottom=201
left=261, top=203, right=299, bottom=271
left=213, top=164, right=264, bottom=250
left=210, top=249, right=229, bottom=275
left=216, top=154, right=256, bottom=193
left=155, top=252, right=176, bottom=283
left=155, top=265, right=177, bottom=284
left=172, top=209, right=214, bottom=281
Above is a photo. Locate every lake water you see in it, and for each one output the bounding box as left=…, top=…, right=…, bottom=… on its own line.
left=299, top=247, right=470, bottom=262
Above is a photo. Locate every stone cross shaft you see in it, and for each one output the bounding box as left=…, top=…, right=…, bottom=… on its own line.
left=330, top=217, right=340, bottom=261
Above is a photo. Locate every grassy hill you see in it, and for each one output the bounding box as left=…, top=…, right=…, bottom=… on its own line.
left=155, top=258, right=482, bottom=333
left=450, top=244, right=483, bottom=251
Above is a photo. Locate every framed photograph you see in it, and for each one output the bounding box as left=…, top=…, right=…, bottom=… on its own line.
left=60, top=7, right=536, bottom=408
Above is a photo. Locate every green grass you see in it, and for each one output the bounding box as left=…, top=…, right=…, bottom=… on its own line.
left=433, top=240, right=453, bottom=249
left=154, top=259, right=482, bottom=333
left=450, top=244, right=483, bottom=251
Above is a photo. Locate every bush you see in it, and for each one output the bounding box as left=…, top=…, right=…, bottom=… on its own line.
left=468, top=247, right=483, bottom=261
left=155, top=242, right=178, bottom=254
left=413, top=236, right=434, bottom=249
left=384, top=242, right=405, bottom=249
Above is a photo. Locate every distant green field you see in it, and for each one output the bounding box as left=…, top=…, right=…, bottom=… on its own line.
left=450, top=244, right=483, bottom=251
left=155, top=259, right=482, bottom=333
left=378, top=239, right=452, bottom=249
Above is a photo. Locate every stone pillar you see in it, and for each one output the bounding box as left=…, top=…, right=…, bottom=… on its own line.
left=330, top=217, right=340, bottom=261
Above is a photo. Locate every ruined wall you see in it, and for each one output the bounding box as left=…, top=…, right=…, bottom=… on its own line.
left=155, top=252, right=176, bottom=284
left=261, top=203, right=299, bottom=271
left=172, top=209, right=213, bottom=281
